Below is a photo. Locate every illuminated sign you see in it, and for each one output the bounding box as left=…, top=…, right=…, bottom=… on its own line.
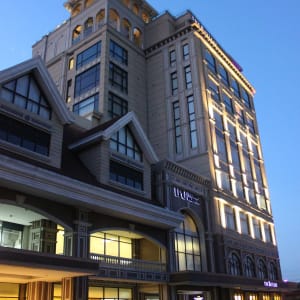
left=173, top=187, right=200, bottom=206
left=264, top=281, right=278, bottom=288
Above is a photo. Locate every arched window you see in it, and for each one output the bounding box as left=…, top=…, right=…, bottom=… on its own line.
left=258, top=259, right=268, bottom=280
left=142, top=12, right=150, bottom=23
left=133, top=27, right=142, bottom=47
left=85, top=0, right=94, bottom=8
left=269, top=262, right=278, bottom=280
left=123, top=0, right=130, bottom=8
left=244, top=256, right=256, bottom=278
left=96, top=9, right=105, bottom=28
left=174, top=214, right=201, bottom=271
left=109, top=8, right=120, bottom=31
left=84, top=17, right=94, bottom=37
left=132, top=3, right=139, bottom=15
left=122, top=18, right=132, bottom=39
left=72, top=25, right=82, bottom=44
left=228, top=253, right=242, bottom=276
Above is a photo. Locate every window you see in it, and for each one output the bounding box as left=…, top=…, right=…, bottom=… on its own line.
left=253, top=218, right=262, bottom=240
left=225, top=205, right=236, bottom=230
left=109, top=63, right=128, bottom=93
left=208, top=79, right=220, bottom=101
left=88, top=286, right=132, bottom=300
left=264, top=223, right=272, bottom=243
left=66, top=80, right=72, bottom=103
left=110, top=126, right=142, bottom=162
left=241, top=87, right=252, bottom=108
left=223, top=93, right=234, bottom=114
left=96, top=9, right=105, bottom=28
left=110, top=161, right=143, bottom=190
left=0, top=114, right=50, bottom=156
left=76, top=42, right=101, bottom=69
left=110, top=40, right=128, bottom=65
left=73, top=94, right=99, bottom=116
left=108, top=92, right=128, bottom=118
left=84, top=17, right=94, bottom=37
left=171, top=72, right=178, bottom=95
left=53, top=284, right=62, bottom=300
left=0, top=283, right=19, bottom=299
left=133, top=27, right=142, bottom=47
left=69, top=57, right=74, bottom=70
left=72, top=25, right=82, bottom=44
left=174, top=214, right=201, bottom=271
left=216, top=129, right=228, bottom=162
left=235, top=104, right=245, bottom=125
left=269, top=262, right=278, bottom=280
left=187, top=95, right=197, bottom=149
left=182, top=43, right=189, bottom=60
left=122, top=18, right=132, bottom=39
left=205, top=49, right=216, bottom=73
left=240, top=212, right=250, bottom=235
left=244, top=256, right=256, bottom=278
left=75, top=64, right=100, bottom=97
left=258, top=259, right=268, bottom=280
left=219, top=64, right=229, bottom=86
left=228, top=253, right=242, bottom=276
left=169, top=49, right=176, bottom=67
left=246, top=115, right=255, bottom=134
left=173, top=101, right=182, bottom=154
left=231, top=78, right=240, bottom=97
left=1, top=74, right=51, bottom=119
left=184, top=66, right=192, bottom=89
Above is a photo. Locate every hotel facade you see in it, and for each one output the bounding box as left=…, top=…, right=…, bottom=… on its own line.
left=0, top=0, right=291, bottom=299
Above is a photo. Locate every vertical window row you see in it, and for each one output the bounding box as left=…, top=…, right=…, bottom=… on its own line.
left=173, top=101, right=182, bottom=154
left=187, top=95, right=197, bottom=149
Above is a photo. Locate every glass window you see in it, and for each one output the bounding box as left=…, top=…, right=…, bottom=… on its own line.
left=108, top=92, right=128, bottom=118
left=72, top=25, right=82, bottom=44
left=184, top=65, right=192, bottom=89
left=253, top=218, right=262, bottom=239
left=1, top=74, right=51, bottom=119
left=76, top=42, right=101, bottom=69
left=241, top=87, right=252, bottom=108
left=205, top=49, right=216, bottom=73
left=66, top=79, right=72, bottom=103
left=182, top=43, right=189, bottom=60
left=73, top=94, right=99, bottom=116
left=231, top=77, right=240, bottom=97
left=216, top=129, right=227, bottom=162
left=228, top=253, right=242, bottom=276
left=235, top=104, right=245, bottom=125
left=0, top=114, right=50, bottom=156
left=169, top=49, right=176, bottom=67
left=84, top=17, right=94, bottom=37
left=187, top=95, right=197, bottom=149
left=219, top=64, right=229, bottom=86
left=173, top=101, right=182, bottom=154
left=110, top=40, right=128, bottom=65
left=171, top=72, right=178, bottom=95
left=174, top=214, right=201, bottom=271
left=208, top=79, right=220, bottom=101
left=110, top=160, right=143, bottom=190
left=225, top=205, right=236, bottom=230
left=0, top=283, right=19, bottom=299
left=109, top=63, right=128, bottom=93
left=244, top=256, right=256, bottom=278
left=269, top=262, right=278, bottom=280
left=264, top=223, right=273, bottom=243
left=258, top=259, right=268, bottom=279
left=223, top=93, right=234, bottom=114
left=110, top=126, right=142, bottom=162
left=246, top=115, right=256, bottom=134
left=75, top=64, right=100, bottom=97
left=240, top=212, right=250, bottom=235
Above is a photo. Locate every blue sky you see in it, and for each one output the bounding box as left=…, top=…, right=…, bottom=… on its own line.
left=1, top=0, right=299, bottom=281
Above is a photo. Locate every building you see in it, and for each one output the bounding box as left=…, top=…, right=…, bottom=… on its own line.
left=0, top=0, right=290, bottom=299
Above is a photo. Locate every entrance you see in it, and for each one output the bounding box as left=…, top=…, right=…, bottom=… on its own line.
left=177, top=291, right=211, bottom=300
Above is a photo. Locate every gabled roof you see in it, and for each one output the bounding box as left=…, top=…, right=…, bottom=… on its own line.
left=69, top=111, right=159, bottom=164
left=0, top=56, right=74, bottom=125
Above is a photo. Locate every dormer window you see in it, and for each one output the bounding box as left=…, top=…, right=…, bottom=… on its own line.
left=1, top=74, right=51, bottom=120
left=110, top=126, right=142, bottom=162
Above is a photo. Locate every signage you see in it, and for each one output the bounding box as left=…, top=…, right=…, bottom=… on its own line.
left=264, top=281, right=278, bottom=288
left=173, top=187, right=200, bottom=206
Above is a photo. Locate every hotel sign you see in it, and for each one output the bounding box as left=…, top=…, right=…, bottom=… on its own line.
left=264, top=281, right=278, bottom=288
left=173, top=187, right=200, bottom=206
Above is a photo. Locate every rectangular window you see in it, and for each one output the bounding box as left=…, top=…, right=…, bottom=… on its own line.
left=264, top=224, right=272, bottom=243
left=109, top=63, right=128, bottom=93
left=223, top=93, right=234, bottom=114
left=110, top=40, right=128, bottom=65
left=216, top=129, right=228, bottom=163
left=219, top=64, right=229, bottom=86
left=182, top=43, right=189, bottom=60
left=66, top=79, right=72, bottom=103
left=225, top=205, right=236, bottom=230
left=73, top=94, right=99, bottom=116
left=205, top=49, right=216, bottom=73
left=253, top=218, right=262, bottom=239
left=240, top=212, right=250, bottom=235
left=75, top=64, right=100, bottom=97
left=110, top=160, right=143, bottom=190
left=184, top=66, right=192, bottom=89
left=169, top=49, right=176, bottom=67
left=208, top=79, right=220, bottom=101
left=246, top=115, right=256, bottom=134
left=187, top=95, right=197, bottom=148
left=108, top=92, right=128, bottom=118
left=235, top=104, right=245, bottom=125
left=76, top=42, right=101, bottom=70
left=171, top=72, right=178, bottom=95
left=173, top=101, right=182, bottom=154
left=241, top=87, right=252, bottom=108
left=0, top=114, right=50, bottom=156
left=231, top=78, right=240, bottom=97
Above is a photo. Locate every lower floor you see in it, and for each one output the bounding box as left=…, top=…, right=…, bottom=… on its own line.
left=0, top=280, right=284, bottom=300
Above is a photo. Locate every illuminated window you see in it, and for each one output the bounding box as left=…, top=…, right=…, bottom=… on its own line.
left=0, top=283, right=19, bottom=299
left=85, top=0, right=94, bottom=8
left=68, top=57, right=74, bottom=70
left=142, top=12, right=150, bottom=23
left=133, top=27, right=142, bottom=47
left=132, top=4, right=139, bottom=15
left=109, top=8, right=120, bottom=31
left=56, top=225, right=64, bottom=255
left=1, top=74, right=51, bottom=119
left=53, top=283, right=62, bottom=300
left=84, top=17, right=94, bottom=37
left=174, top=214, right=201, bottom=271
left=88, top=286, right=132, bottom=300
left=72, top=25, right=82, bottom=44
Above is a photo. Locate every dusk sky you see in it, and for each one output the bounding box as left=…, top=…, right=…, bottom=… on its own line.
left=1, top=0, right=299, bottom=281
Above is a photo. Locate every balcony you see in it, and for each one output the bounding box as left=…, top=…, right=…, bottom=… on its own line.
left=90, top=253, right=169, bottom=282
